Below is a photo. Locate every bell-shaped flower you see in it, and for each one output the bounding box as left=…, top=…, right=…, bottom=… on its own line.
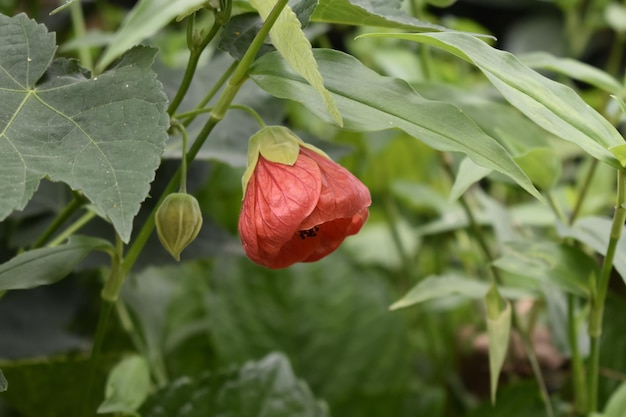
left=238, top=126, right=371, bottom=269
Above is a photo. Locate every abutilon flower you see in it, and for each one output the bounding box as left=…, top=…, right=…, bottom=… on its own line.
left=238, top=126, right=371, bottom=269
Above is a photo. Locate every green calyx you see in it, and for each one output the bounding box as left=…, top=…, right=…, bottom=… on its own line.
left=155, top=193, right=203, bottom=261
left=241, top=126, right=329, bottom=193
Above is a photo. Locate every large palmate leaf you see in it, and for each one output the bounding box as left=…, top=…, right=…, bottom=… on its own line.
left=360, top=32, right=625, bottom=167
left=312, top=0, right=448, bottom=31
left=140, top=353, right=328, bottom=417
left=0, top=14, right=168, bottom=242
left=249, top=48, right=541, bottom=200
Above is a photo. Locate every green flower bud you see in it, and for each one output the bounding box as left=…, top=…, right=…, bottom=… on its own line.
left=155, top=193, right=203, bottom=261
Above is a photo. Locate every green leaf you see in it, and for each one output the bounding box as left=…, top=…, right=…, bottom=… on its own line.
left=0, top=236, right=112, bottom=292
left=558, top=217, right=626, bottom=285
left=140, top=353, right=329, bottom=417
left=206, top=257, right=411, bottom=416
left=492, top=240, right=595, bottom=297
left=0, top=354, right=118, bottom=417
left=250, top=0, right=342, bottom=126
left=449, top=157, right=491, bottom=201
left=97, top=355, right=151, bottom=415
left=605, top=3, right=626, bottom=33
left=249, top=48, right=542, bottom=201
left=390, top=273, right=529, bottom=310
left=0, top=369, right=7, bottom=392
left=312, top=0, right=450, bottom=31
left=485, top=285, right=511, bottom=404
left=219, top=0, right=318, bottom=61
left=95, top=0, right=209, bottom=72
left=605, top=382, right=626, bottom=417
left=519, top=51, right=623, bottom=94
left=0, top=14, right=168, bottom=242
left=513, top=147, right=561, bottom=190
left=360, top=32, right=625, bottom=168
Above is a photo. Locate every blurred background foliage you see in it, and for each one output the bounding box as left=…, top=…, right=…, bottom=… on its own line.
left=1, top=0, right=626, bottom=416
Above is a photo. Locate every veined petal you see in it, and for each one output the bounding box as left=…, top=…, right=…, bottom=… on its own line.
left=298, top=148, right=371, bottom=230
left=252, top=154, right=322, bottom=254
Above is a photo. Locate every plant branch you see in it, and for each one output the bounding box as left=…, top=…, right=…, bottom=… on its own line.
left=123, top=0, right=291, bottom=273
left=31, top=192, right=87, bottom=249
left=441, top=154, right=554, bottom=417
left=167, top=11, right=225, bottom=117
left=588, top=169, right=626, bottom=412
left=70, top=1, right=92, bottom=70
left=569, top=159, right=598, bottom=226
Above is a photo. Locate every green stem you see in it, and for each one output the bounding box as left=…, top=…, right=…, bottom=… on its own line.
left=171, top=121, right=190, bottom=193
left=167, top=13, right=224, bottom=117
left=70, top=1, right=92, bottom=70
left=80, top=299, right=114, bottom=417
left=569, top=159, right=598, bottom=226
left=47, top=210, right=97, bottom=247
left=176, top=104, right=266, bottom=128
left=546, top=191, right=566, bottom=224
left=210, top=0, right=290, bottom=122
left=568, top=293, right=588, bottom=413
left=441, top=154, right=554, bottom=417
left=588, top=169, right=626, bottom=412
left=182, top=60, right=238, bottom=127
left=123, top=0, right=290, bottom=273
left=114, top=301, right=169, bottom=386
left=31, top=193, right=86, bottom=249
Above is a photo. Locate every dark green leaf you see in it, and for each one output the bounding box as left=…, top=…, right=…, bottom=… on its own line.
left=492, top=240, right=595, bottom=297
left=312, top=0, right=449, bottom=31
left=249, top=48, right=541, bottom=200
left=206, top=257, right=412, bottom=415
left=361, top=32, right=625, bottom=167
left=467, top=381, right=548, bottom=417
left=0, top=14, right=169, bottom=241
left=219, top=13, right=274, bottom=61
left=0, top=354, right=119, bottom=417
left=219, top=0, right=319, bottom=60
left=141, top=353, right=329, bottom=417
left=0, top=236, right=112, bottom=291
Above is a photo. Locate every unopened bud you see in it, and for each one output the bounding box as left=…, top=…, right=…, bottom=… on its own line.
left=155, top=193, right=203, bottom=261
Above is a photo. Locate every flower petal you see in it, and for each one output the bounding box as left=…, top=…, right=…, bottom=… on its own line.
left=298, top=148, right=371, bottom=230
left=252, top=154, right=322, bottom=254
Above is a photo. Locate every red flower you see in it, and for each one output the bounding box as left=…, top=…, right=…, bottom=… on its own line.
left=238, top=144, right=371, bottom=269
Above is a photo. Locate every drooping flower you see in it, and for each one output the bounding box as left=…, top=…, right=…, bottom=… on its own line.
left=238, top=126, right=371, bottom=269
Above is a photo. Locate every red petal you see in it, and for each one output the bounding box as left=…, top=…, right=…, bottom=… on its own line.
left=249, top=154, right=321, bottom=254
left=298, top=148, right=371, bottom=230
